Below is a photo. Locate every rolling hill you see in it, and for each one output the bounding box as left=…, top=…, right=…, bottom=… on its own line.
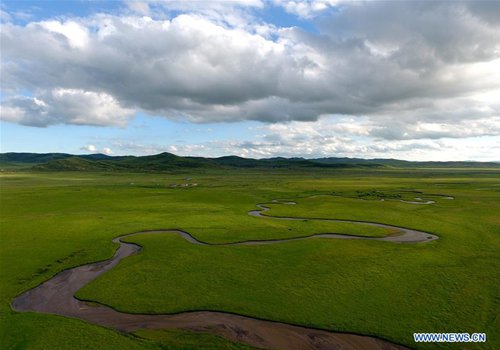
left=1, top=152, right=498, bottom=172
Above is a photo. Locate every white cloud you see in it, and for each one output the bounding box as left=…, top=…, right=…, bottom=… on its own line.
left=82, top=144, right=97, bottom=152
left=39, top=20, right=89, bottom=49
left=109, top=140, right=205, bottom=156
left=81, top=144, right=113, bottom=155
left=273, top=0, right=338, bottom=18
left=0, top=1, right=499, bottom=148
left=124, top=0, right=264, bottom=30
left=96, top=112, right=500, bottom=161
left=1, top=89, right=135, bottom=127
left=102, top=147, right=113, bottom=155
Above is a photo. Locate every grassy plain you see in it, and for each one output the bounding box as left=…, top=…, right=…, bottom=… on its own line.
left=1, top=168, right=499, bottom=349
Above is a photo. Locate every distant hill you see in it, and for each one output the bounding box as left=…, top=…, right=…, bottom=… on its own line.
left=0, top=152, right=117, bottom=164
left=32, top=156, right=121, bottom=171
left=0, top=152, right=72, bottom=164
left=1, top=152, right=498, bottom=172
left=311, top=157, right=500, bottom=168
left=28, top=153, right=367, bottom=171
left=110, top=153, right=216, bottom=171
left=209, top=155, right=356, bottom=168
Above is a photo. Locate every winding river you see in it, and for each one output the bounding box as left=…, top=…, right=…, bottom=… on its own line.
left=12, top=198, right=439, bottom=350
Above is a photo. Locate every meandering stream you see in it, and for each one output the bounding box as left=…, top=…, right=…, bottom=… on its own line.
left=12, top=198, right=437, bottom=350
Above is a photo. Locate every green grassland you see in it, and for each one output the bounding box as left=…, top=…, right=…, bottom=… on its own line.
left=1, top=169, right=499, bottom=349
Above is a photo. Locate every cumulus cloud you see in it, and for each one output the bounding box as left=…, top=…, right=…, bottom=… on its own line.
left=110, top=140, right=206, bottom=156
left=0, top=1, right=499, bottom=143
left=273, top=0, right=338, bottom=18
left=96, top=113, right=499, bottom=161
left=81, top=144, right=113, bottom=155
left=1, top=89, right=135, bottom=127
left=82, top=144, right=97, bottom=152
left=371, top=117, right=500, bottom=141
left=124, top=0, right=263, bottom=29
left=104, top=116, right=464, bottom=160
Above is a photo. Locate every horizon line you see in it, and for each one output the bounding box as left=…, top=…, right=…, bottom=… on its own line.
left=1, top=151, right=499, bottom=164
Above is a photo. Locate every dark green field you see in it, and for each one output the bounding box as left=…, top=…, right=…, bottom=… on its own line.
left=1, top=168, right=499, bottom=349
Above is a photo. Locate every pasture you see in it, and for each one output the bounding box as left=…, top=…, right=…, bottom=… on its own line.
left=1, top=168, right=499, bottom=349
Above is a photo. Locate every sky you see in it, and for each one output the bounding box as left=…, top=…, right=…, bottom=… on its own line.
left=1, top=0, right=499, bottom=161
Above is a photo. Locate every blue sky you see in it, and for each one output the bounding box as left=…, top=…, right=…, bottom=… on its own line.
left=1, top=1, right=499, bottom=160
